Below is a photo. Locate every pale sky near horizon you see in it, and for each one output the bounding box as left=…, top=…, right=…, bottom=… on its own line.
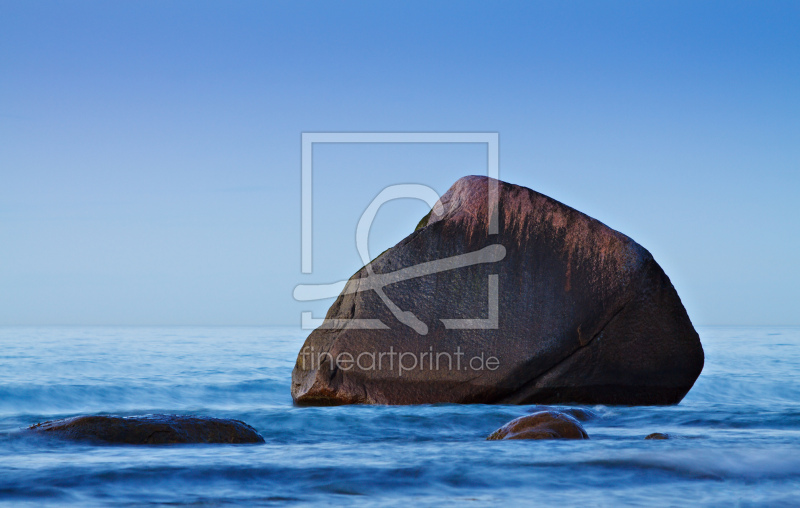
left=1, top=1, right=798, bottom=326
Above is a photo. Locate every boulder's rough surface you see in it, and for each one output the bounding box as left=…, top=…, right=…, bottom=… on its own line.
left=292, top=176, right=704, bottom=406
left=28, top=414, right=265, bottom=444
left=487, top=411, right=589, bottom=440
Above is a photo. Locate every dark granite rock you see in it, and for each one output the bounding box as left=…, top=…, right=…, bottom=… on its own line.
left=28, top=414, right=265, bottom=444
left=645, top=432, right=670, bottom=440
left=292, top=176, right=704, bottom=406
left=487, top=411, right=589, bottom=440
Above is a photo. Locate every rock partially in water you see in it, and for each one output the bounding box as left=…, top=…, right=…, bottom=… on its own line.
left=645, top=432, right=670, bottom=440
left=28, top=414, right=265, bottom=445
left=488, top=411, right=589, bottom=440
left=526, top=406, right=598, bottom=421
left=292, top=176, right=704, bottom=406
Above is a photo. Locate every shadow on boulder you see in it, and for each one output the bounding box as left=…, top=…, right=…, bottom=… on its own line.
left=488, top=411, right=589, bottom=440
left=28, top=414, right=265, bottom=445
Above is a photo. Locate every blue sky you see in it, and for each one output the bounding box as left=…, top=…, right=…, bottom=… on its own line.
left=1, top=1, right=798, bottom=325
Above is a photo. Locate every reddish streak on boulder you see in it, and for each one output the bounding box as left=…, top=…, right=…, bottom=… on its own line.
left=292, top=176, right=704, bottom=406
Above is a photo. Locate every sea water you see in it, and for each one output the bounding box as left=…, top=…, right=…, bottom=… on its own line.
left=0, top=326, right=798, bottom=506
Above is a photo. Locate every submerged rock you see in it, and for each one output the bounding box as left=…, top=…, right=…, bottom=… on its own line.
left=645, top=432, right=670, bottom=440
left=526, top=406, right=598, bottom=421
left=292, top=176, right=704, bottom=406
left=487, top=411, right=589, bottom=440
left=28, top=414, right=265, bottom=444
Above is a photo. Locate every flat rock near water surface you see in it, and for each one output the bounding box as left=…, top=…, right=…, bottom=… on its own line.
left=28, top=414, right=265, bottom=445
left=292, top=176, right=704, bottom=406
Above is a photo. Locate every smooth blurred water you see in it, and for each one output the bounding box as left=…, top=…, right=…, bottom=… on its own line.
left=0, top=326, right=799, bottom=507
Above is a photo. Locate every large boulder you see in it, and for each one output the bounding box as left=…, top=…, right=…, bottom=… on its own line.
left=292, top=176, right=704, bottom=405
left=487, top=411, right=589, bottom=440
left=28, top=414, right=265, bottom=444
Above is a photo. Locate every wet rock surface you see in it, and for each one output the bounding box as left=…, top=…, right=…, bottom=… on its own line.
left=28, top=414, right=265, bottom=445
left=488, top=411, right=589, bottom=440
left=526, top=406, right=598, bottom=421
